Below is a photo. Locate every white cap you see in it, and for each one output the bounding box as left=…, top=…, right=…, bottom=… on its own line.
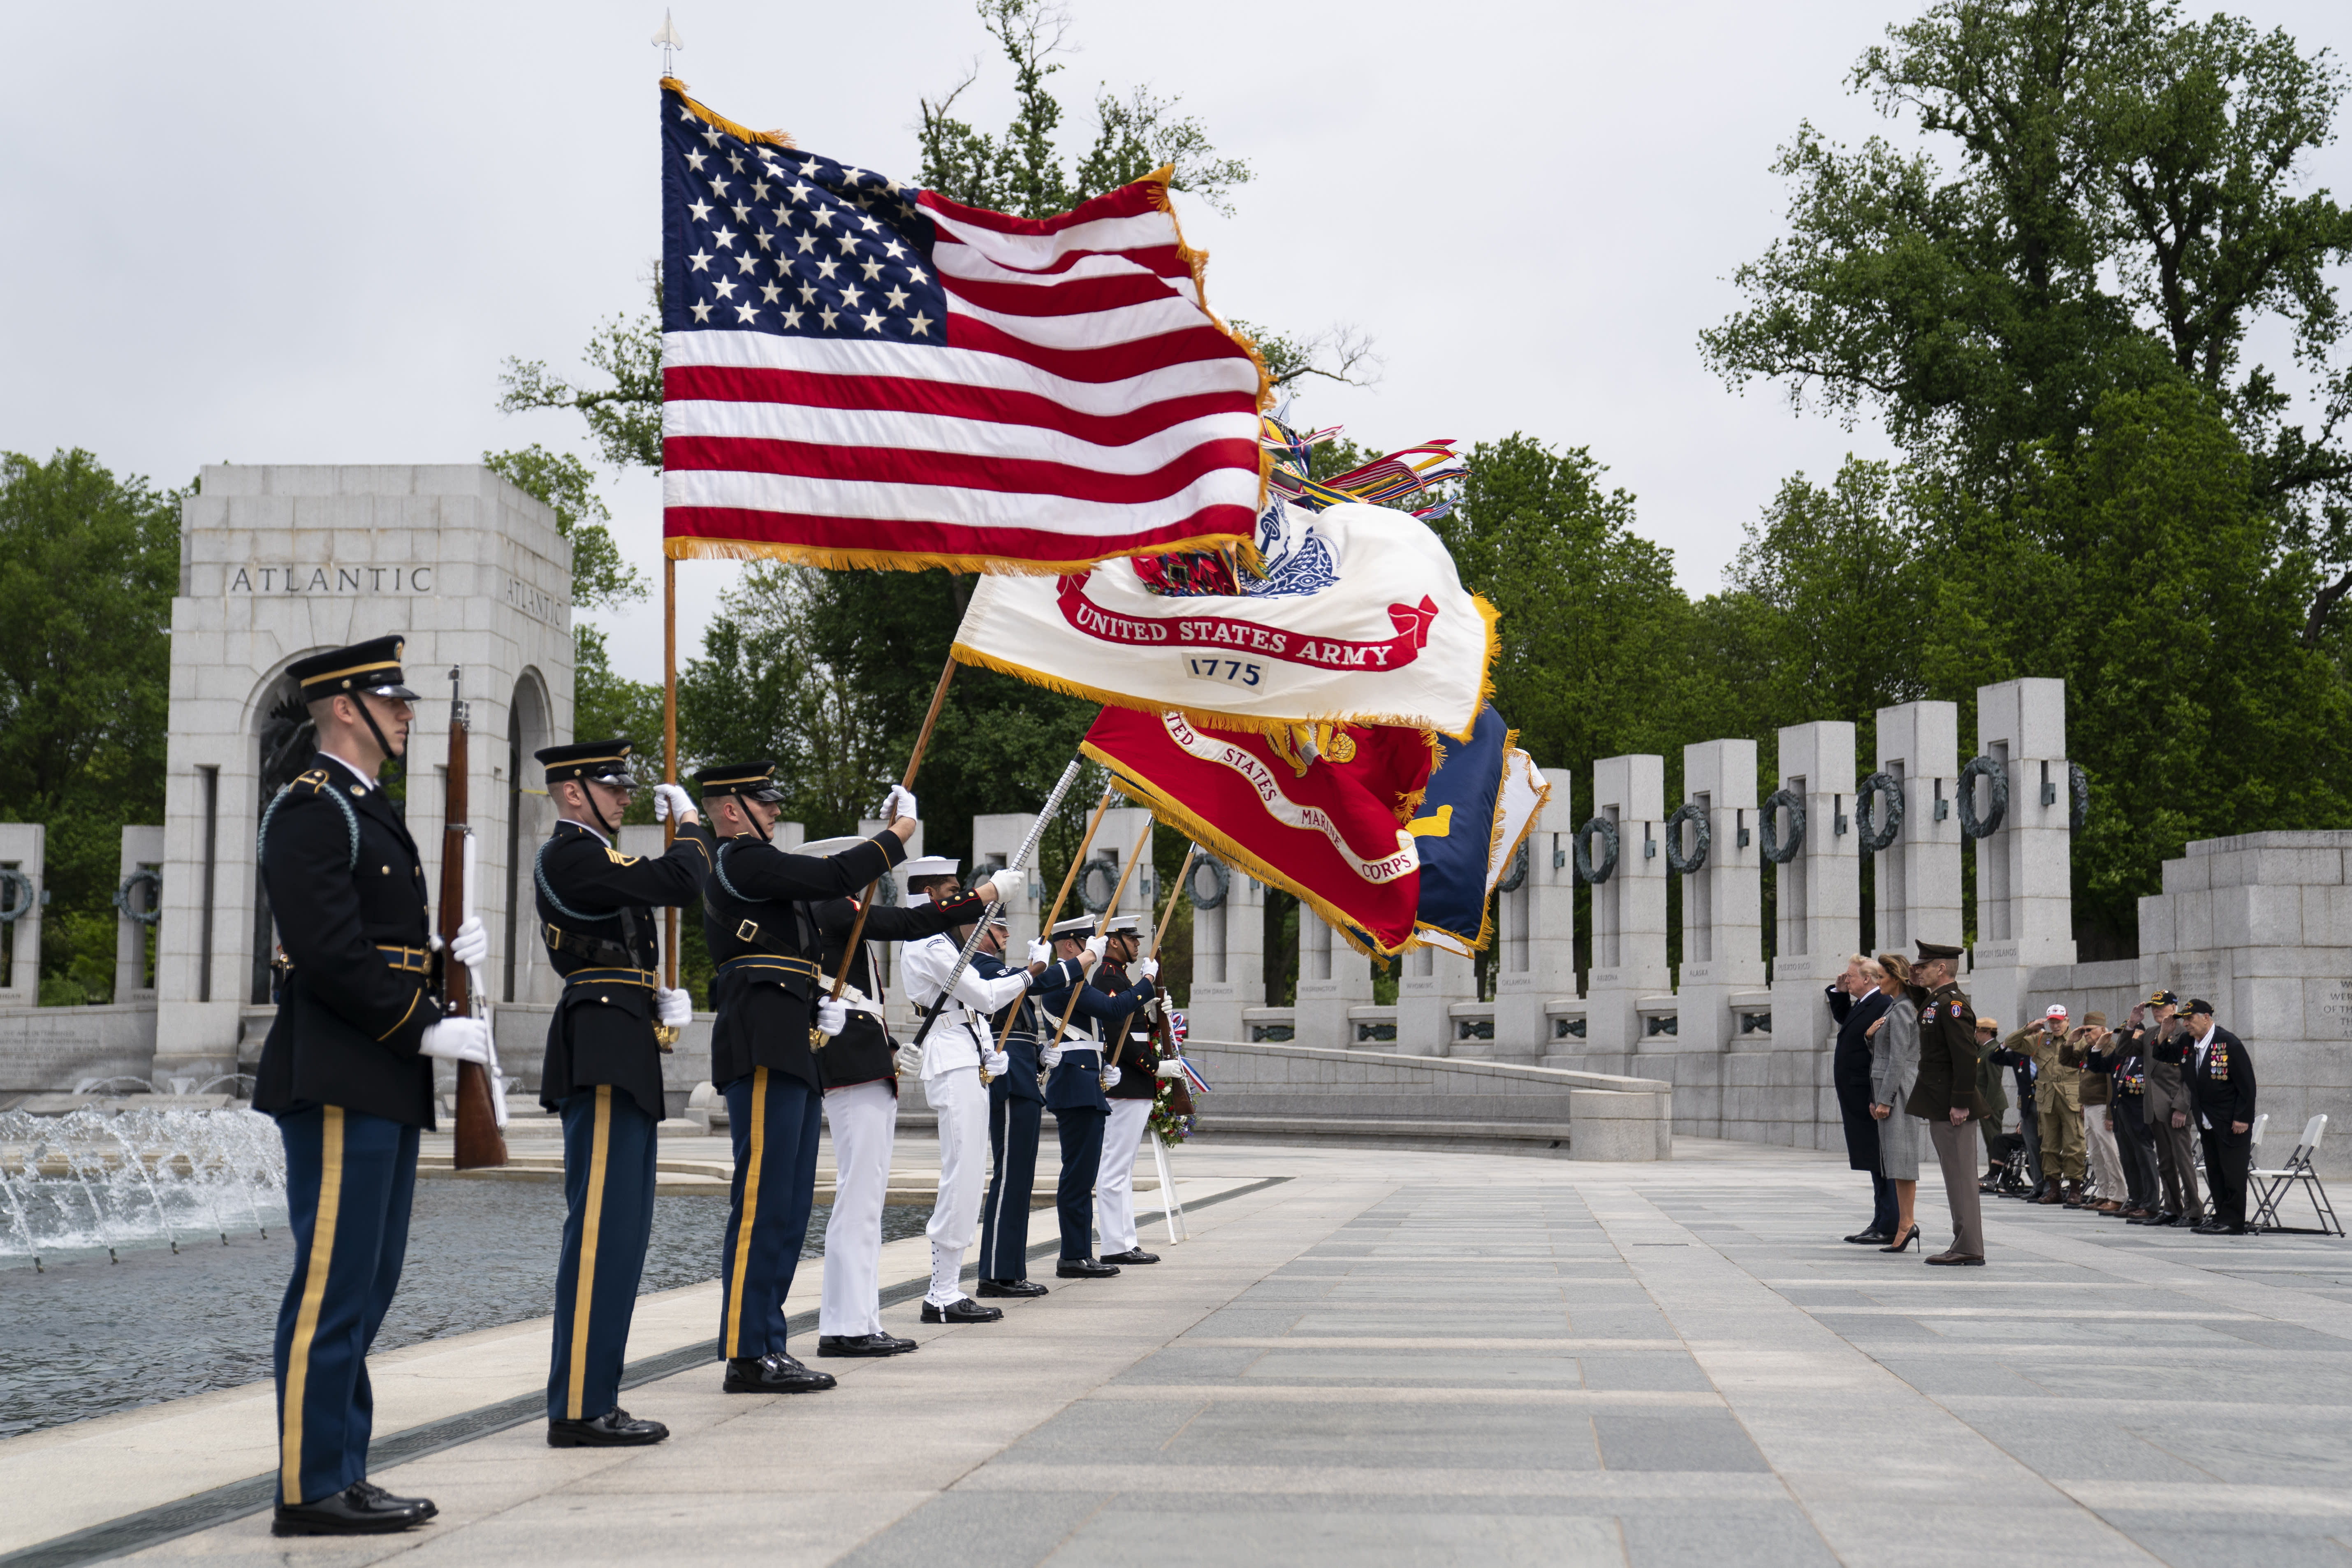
left=901, top=855, right=959, bottom=880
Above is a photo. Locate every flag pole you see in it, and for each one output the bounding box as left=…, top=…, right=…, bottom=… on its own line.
left=825, top=657, right=957, bottom=1006
left=996, top=787, right=1116, bottom=1052
left=662, top=555, right=679, bottom=990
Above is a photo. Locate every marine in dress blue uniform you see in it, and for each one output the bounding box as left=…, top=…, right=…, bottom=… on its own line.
left=533, top=741, right=713, bottom=1446
left=255, top=637, right=486, bottom=1537
left=1037, top=916, right=1154, bottom=1277
left=975, top=915, right=1089, bottom=1297
left=695, top=761, right=913, bottom=1392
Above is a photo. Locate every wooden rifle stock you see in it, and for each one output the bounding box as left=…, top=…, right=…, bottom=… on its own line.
left=439, top=673, right=507, bottom=1170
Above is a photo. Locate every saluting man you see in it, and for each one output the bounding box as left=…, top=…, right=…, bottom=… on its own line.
left=975, top=911, right=1087, bottom=1299
left=697, top=763, right=918, bottom=1391
left=256, top=637, right=489, bottom=1536
left=902, top=863, right=1062, bottom=1325
left=1037, top=916, right=1152, bottom=1278
left=1091, top=914, right=1168, bottom=1268
left=532, top=741, right=711, bottom=1448
left=804, top=843, right=1001, bottom=1356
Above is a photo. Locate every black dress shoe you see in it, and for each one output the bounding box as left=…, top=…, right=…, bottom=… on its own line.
left=272, top=1483, right=436, bottom=1536
left=723, top=1353, right=837, bottom=1392
left=351, top=1480, right=437, bottom=1520
left=548, top=1407, right=669, bottom=1447
left=1843, top=1230, right=1893, bottom=1245
left=920, top=1296, right=1005, bottom=1324
left=2191, top=1219, right=2228, bottom=1235
left=1101, top=1248, right=1160, bottom=1265
left=817, top=1332, right=918, bottom=1357
left=977, top=1277, right=1050, bottom=1297
left=1056, top=1258, right=1122, bottom=1278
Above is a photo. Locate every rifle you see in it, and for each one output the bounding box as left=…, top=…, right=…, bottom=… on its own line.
left=439, top=667, right=508, bottom=1170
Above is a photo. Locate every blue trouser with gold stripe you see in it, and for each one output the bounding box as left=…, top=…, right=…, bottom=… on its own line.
left=547, top=1086, right=658, bottom=1421
left=1054, top=1107, right=1106, bottom=1260
left=978, top=1091, right=1042, bottom=1280
left=717, top=1066, right=823, bottom=1361
left=273, top=1105, right=419, bottom=1506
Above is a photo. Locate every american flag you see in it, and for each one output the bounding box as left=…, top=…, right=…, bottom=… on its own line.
left=658, top=82, right=1266, bottom=572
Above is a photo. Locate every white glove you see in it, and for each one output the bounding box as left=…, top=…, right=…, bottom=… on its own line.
left=1083, top=936, right=1108, bottom=967
left=1101, top=1064, right=1123, bottom=1090
left=896, top=1042, right=923, bottom=1078
left=1156, top=1058, right=1184, bottom=1079
left=983, top=1049, right=1010, bottom=1077
left=1027, top=938, right=1051, bottom=966
left=1040, top=1043, right=1064, bottom=1068
left=447, top=915, right=488, bottom=968
left=1142, top=996, right=1165, bottom=1022
left=419, top=1016, right=491, bottom=1065
left=652, top=783, right=697, bottom=825
left=656, top=987, right=693, bottom=1028
left=814, top=996, right=847, bottom=1037
left=882, top=785, right=918, bottom=822
left=1138, top=956, right=1160, bottom=980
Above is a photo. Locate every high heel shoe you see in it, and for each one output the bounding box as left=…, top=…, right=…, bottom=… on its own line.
left=1879, top=1225, right=1920, bottom=1253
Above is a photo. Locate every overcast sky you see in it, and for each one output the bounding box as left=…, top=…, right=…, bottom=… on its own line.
left=5, top=0, right=2347, bottom=684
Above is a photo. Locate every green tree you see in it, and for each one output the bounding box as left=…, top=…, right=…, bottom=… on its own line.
left=1699, top=0, right=2352, bottom=637
left=0, top=450, right=181, bottom=1002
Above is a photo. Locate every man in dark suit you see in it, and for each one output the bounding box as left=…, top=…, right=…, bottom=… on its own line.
left=256, top=637, right=489, bottom=1536
left=1828, top=956, right=1894, bottom=1243
left=2159, top=999, right=2257, bottom=1235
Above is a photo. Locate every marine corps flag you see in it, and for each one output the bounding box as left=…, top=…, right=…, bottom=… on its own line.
left=1082, top=706, right=1436, bottom=954
left=957, top=499, right=1500, bottom=741
left=657, top=80, right=1265, bottom=572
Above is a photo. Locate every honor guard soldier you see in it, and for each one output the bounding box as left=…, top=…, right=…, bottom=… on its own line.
left=533, top=741, right=711, bottom=1448
left=974, top=911, right=1087, bottom=1299
left=803, top=843, right=1000, bottom=1356
left=1037, top=916, right=1153, bottom=1278
left=902, top=859, right=1063, bottom=1324
left=1093, top=914, right=1169, bottom=1267
left=1905, top=939, right=1989, bottom=1266
left=255, top=637, right=489, bottom=1536
left=697, top=764, right=918, bottom=1391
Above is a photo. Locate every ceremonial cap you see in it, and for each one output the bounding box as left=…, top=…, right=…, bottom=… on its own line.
left=2148, top=989, right=2181, bottom=1008
left=1050, top=915, right=1096, bottom=940
left=985, top=910, right=1010, bottom=928
left=692, top=760, right=785, bottom=803
left=901, top=856, right=960, bottom=881
left=537, top=741, right=639, bottom=788
left=2184, top=997, right=2215, bottom=1015
left=289, top=636, right=416, bottom=700
left=1915, top=939, right=1964, bottom=962
left=799, top=834, right=865, bottom=857
left=1101, top=914, right=1143, bottom=938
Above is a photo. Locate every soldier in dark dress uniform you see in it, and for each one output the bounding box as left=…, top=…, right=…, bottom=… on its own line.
left=976, top=913, right=1087, bottom=1299
left=805, top=842, right=999, bottom=1354
left=1037, top=916, right=1152, bottom=1278
left=1903, top=939, right=1991, bottom=1265
left=2158, top=999, right=2258, bottom=1235
left=532, top=741, right=712, bottom=1447
left=255, top=637, right=488, bottom=1536
left=694, top=762, right=916, bottom=1391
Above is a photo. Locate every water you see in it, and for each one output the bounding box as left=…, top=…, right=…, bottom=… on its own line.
left=0, top=1177, right=932, bottom=1438
left=0, top=1106, right=288, bottom=1266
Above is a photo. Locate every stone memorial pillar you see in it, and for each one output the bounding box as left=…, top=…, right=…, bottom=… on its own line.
left=1580, top=754, right=1667, bottom=1070
left=1971, top=678, right=2075, bottom=1032
left=1872, top=701, right=1962, bottom=957
left=0, top=824, right=43, bottom=1008
left=1658, top=741, right=1765, bottom=1136
left=1293, top=908, right=1371, bottom=1052
left=1397, top=943, right=1476, bottom=1057
left=972, top=812, right=1047, bottom=947
left=1749, top=722, right=1857, bottom=1148
left=114, top=826, right=166, bottom=1005
left=1493, top=767, right=1576, bottom=1063
left=1182, top=857, right=1263, bottom=1042
left=155, top=465, right=575, bottom=1080
left=1086, top=806, right=1161, bottom=922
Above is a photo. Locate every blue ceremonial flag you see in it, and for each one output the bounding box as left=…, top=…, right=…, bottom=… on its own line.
left=1409, top=705, right=1550, bottom=953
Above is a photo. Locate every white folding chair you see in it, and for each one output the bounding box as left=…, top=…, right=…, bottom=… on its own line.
left=2251, top=1115, right=2343, bottom=1236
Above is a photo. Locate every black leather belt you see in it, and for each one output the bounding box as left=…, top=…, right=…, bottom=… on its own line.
left=564, top=966, right=657, bottom=989
left=717, top=954, right=819, bottom=985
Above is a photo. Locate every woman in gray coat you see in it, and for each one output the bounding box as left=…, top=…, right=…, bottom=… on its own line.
left=1865, top=953, right=1928, bottom=1252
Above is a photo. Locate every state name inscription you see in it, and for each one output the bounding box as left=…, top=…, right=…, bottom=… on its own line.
left=229, top=565, right=435, bottom=593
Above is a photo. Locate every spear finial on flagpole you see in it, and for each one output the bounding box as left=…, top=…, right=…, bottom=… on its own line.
left=652, top=9, right=684, bottom=76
